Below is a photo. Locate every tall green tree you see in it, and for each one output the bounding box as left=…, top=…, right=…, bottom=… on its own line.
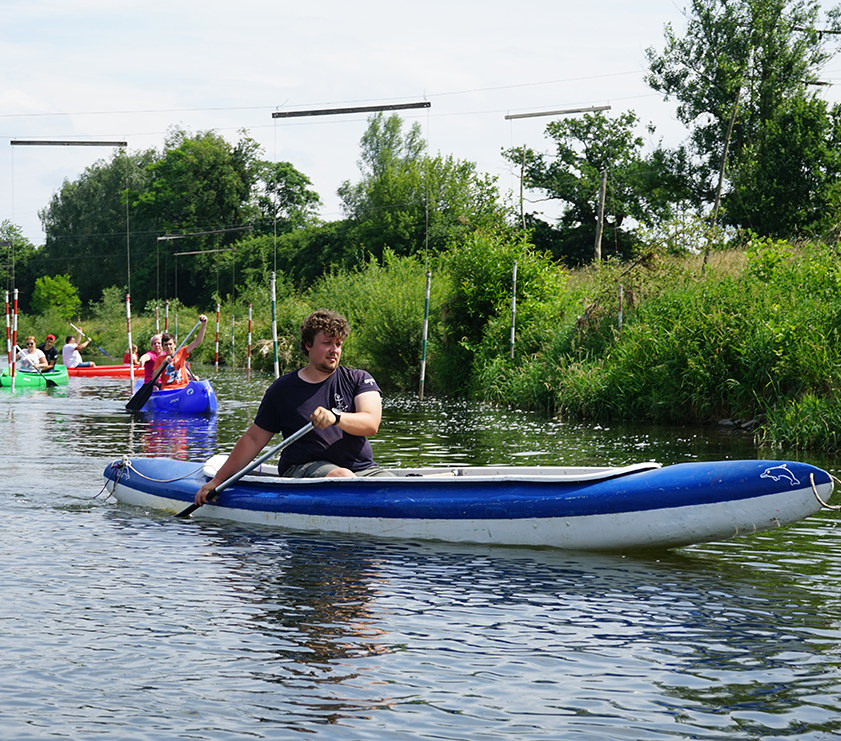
left=38, top=128, right=324, bottom=306
left=503, top=111, right=685, bottom=264
left=252, top=161, right=322, bottom=235
left=725, top=96, right=841, bottom=236
left=137, top=127, right=260, bottom=232
left=135, top=128, right=262, bottom=306
left=30, top=274, right=81, bottom=320
left=646, top=0, right=841, bottom=218
left=38, top=149, right=156, bottom=307
left=0, top=220, right=39, bottom=305
left=339, top=113, right=505, bottom=260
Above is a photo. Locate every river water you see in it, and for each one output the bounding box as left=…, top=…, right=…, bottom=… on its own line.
left=2, top=369, right=840, bottom=740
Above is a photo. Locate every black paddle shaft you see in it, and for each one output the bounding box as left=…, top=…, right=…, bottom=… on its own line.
left=175, top=422, right=315, bottom=518
left=124, top=360, right=167, bottom=412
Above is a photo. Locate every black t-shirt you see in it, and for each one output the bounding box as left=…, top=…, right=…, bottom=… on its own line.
left=38, top=344, right=59, bottom=366
left=254, top=366, right=382, bottom=472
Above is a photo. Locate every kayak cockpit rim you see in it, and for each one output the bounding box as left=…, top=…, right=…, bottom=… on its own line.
left=212, top=460, right=664, bottom=484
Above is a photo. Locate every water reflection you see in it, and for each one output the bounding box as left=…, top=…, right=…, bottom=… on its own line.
left=135, top=412, right=218, bottom=460
left=4, top=368, right=841, bottom=740
left=115, top=519, right=838, bottom=737
left=206, top=529, right=388, bottom=661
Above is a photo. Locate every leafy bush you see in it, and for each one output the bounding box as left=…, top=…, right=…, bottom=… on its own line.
left=432, top=228, right=568, bottom=394
left=306, top=251, right=446, bottom=390
left=760, top=393, right=841, bottom=454
left=90, top=285, right=128, bottom=322
left=30, top=275, right=81, bottom=320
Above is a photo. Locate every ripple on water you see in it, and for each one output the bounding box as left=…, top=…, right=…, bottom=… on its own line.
left=1, top=371, right=840, bottom=739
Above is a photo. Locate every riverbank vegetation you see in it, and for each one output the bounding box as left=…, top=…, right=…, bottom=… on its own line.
left=12, top=233, right=841, bottom=454
left=4, top=0, right=841, bottom=454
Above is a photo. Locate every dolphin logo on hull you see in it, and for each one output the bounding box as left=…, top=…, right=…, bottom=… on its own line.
left=760, top=464, right=800, bottom=486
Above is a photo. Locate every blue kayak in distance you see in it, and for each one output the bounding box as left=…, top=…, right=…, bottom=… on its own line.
left=129, top=378, right=217, bottom=414
left=103, top=457, right=836, bottom=550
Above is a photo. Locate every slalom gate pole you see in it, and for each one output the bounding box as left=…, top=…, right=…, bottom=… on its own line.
left=418, top=271, right=431, bottom=401
left=215, top=304, right=220, bottom=370
left=271, top=272, right=279, bottom=379
left=247, top=303, right=252, bottom=376
left=126, top=293, right=135, bottom=385
left=5, top=291, right=10, bottom=368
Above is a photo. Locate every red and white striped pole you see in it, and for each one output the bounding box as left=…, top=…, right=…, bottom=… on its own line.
left=5, top=291, right=11, bottom=369
left=11, top=289, right=18, bottom=388
left=12, top=289, right=18, bottom=359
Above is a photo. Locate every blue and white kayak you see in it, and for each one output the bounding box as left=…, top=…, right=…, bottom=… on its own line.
left=130, top=379, right=217, bottom=414
left=102, top=458, right=836, bottom=550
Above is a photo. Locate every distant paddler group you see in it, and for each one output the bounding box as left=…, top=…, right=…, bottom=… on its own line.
left=2, top=293, right=215, bottom=415
left=1, top=335, right=66, bottom=387
left=2, top=323, right=137, bottom=388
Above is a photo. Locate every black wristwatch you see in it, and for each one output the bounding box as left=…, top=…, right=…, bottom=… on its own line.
left=331, top=407, right=342, bottom=425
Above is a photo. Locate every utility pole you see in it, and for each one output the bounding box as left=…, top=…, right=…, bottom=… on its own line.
left=594, top=170, right=607, bottom=262
left=704, top=87, right=741, bottom=273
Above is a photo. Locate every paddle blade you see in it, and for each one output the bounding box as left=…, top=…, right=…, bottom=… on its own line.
left=174, top=502, right=200, bottom=518
left=126, top=358, right=168, bottom=412
left=125, top=380, right=155, bottom=412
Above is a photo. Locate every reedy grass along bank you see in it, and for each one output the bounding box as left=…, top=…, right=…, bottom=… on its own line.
left=476, top=238, right=841, bottom=453
left=9, top=252, right=444, bottom=383
left=13, top=235, right=841, bottom=453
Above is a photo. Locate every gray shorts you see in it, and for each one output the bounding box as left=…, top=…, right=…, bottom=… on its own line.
left=281, top=461, right=395, bottom=478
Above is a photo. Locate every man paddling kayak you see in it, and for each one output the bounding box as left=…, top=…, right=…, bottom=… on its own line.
left=62, top=329, right=97, bottom=369
left=195, top=309, right=390, bottom=508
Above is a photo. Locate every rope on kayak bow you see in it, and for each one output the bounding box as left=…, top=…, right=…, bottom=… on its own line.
left=120, top=458, right=206, bottom=483
left=810, top=472, right=840, bottom=510
left=95, top=457, right=207, bottom=502
left=95, top=456, right=129, bottom=500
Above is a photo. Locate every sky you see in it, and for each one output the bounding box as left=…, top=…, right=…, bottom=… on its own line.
left=3, top=0, right=841, bottom=248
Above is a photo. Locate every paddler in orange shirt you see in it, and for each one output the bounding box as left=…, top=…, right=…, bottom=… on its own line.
left=154, top=314, right=208, bottom=390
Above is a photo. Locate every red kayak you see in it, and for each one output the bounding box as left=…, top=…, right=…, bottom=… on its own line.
left=66, top=364, right=140, bottom=377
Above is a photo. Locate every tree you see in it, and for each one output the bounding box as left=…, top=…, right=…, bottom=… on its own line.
left=137, top=127, right=260, bottom=232
left=503, top=111, right=684, bottom=264
left=38, top=149, right=156, bottom=307
left=339, top=113, right=505, bottom=260
left=646, top=0, right=841, bottom=213
left=252, top=161, right=322, bottom=235
left=30, top=274, right=81, bottom=320
left=0, top=220, right=39, bottom=303
left=135, top=128, right=262, bottom=306
left=37, top=127, right=325, bottom=305
left=725, top=96, right=841, bottom=236
left=434, top=228, right=566, bottom=394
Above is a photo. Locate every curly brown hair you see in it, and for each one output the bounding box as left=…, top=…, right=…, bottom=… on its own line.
left=299, top=309, right=350, bottom=356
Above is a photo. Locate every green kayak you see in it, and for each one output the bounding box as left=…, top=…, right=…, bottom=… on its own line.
left=0, top=365, right=69, bottom=387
